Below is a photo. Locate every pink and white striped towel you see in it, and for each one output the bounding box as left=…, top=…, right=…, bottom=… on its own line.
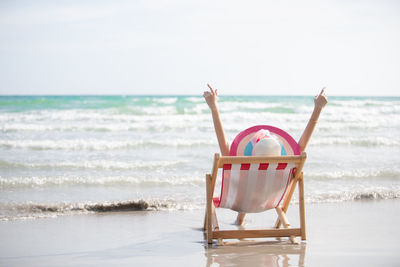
left=213, top=162, right=294, bottom=213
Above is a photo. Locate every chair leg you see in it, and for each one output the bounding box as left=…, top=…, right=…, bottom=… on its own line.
left=203, top=209, right=207, bottom=231
left=206, top=174, right=213, bottom=244
left=298, top=173, right=306, bottom=240
left=275, top=206, right=298, bottom=244
left=203, top=208, right=219, bottom=243
left=211, top=205, right=224, bottom=244
left=203, top=194, right=218, bottom=231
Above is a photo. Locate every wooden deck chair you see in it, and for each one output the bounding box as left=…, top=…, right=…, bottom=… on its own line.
left=204, top=125, right=307, bottom=244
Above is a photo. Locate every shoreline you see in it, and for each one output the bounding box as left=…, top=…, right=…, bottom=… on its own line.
left=1, top=199, right=400, bottom=266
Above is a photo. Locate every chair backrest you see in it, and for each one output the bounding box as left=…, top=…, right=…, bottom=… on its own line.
left=213, top=125, right=304, bottom=213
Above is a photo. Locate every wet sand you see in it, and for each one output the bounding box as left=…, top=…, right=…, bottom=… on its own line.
left=1, top=200, right=399, bottom=266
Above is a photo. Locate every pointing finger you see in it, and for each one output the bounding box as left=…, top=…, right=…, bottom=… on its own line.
left=320, top=87, right=326, bottom=96
left=207, top=84, right=215, bottom=95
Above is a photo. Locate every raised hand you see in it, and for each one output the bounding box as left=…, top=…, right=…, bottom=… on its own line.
left=299, top=87, right=328, bottom=152
left=314, top=87, right=328, bottom=109
left=203, top=84, right=219, bottom=110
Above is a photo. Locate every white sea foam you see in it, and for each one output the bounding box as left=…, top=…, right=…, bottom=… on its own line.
left=184, top=97, right=203, bottom=103
left=329, top=99, right=400, bottom=108
left=307, top=169, right=400, bottom=180
left=219, top=101, right=297, bottom=114
left=0, top=159, right=188, bottom=171
left=0, top=138, right=216, bottom=150
left=303, top=188, right=400, bottom=204
left=310, top=136, right=400, bottom=146
left=152, top=97, right=178, bottom=104
left=0, top=111, right=214, bottom=133
left=0, top=174, right=205, bottom=188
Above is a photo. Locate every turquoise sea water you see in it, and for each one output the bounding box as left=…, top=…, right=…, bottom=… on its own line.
left=0, top=95, right=399, bottom=220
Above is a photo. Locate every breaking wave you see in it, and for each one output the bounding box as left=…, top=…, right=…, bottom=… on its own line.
left=0, top=199, right=201, bottom=221
left=306, top=169, right=400, bottom=180
left=1, top=136, right=399, bottom=152
left=0, top=159, right=187, bottom=171
left=1, top=188, right=399, bottom=221
left=0, top=175, right=204, bottom=188
left=303, top=189, right=400, bottom=204
left=0, top=138, right=216, bottom=150
left=310, top=136, right=400, bottom=147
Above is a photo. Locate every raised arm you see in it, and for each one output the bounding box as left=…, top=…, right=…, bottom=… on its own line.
left=203, top=84, right=230, bottom=156
left=298, top=88, right=328, bottom=152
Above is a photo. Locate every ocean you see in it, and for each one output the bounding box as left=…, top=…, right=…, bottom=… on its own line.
left=0, top=95, right=399, bottom=221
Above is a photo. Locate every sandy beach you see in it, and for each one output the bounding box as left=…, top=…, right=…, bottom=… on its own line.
left=1, top=199, right=399, bottom=266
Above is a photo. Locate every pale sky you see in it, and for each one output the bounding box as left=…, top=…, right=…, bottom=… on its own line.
left=0, top=0, right=399, bottom=96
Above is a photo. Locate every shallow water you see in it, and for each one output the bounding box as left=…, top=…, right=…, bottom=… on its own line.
left=0, top=95, right=399, bottom=220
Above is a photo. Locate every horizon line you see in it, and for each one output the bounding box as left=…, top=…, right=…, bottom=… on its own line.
left=0, top=94, right=399, bottom=98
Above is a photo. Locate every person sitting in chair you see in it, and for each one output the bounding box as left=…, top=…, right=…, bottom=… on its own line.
left=203, top=84, right=328, bottom=225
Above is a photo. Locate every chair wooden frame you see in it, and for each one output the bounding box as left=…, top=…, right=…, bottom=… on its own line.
left=203, top=152, right=307, bottom=244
